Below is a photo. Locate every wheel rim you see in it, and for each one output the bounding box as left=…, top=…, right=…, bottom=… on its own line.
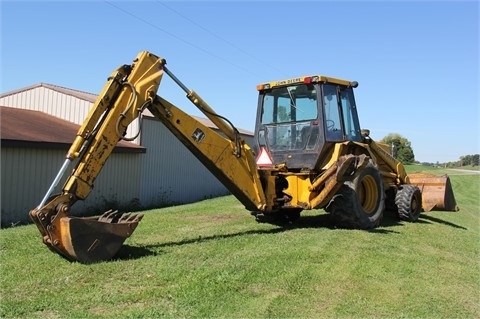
left=359, top=175, right=379, bottom=214
left=411, top=193, right=419, bottom=213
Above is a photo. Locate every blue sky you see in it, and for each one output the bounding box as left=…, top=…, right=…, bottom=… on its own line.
left=1, top=0, right=478, bottom=163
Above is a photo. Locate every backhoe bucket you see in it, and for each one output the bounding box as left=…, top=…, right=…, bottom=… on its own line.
left=30, top=207, right=143, bottom=263
left=408, top=173, right=459, bottom=212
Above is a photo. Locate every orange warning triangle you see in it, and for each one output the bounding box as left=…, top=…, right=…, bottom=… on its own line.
left=256, top=147, right=273, bottom=167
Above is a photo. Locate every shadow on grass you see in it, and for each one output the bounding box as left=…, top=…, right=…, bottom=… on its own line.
left=418, top=213, right=467, bottom=230
left=290, top=212, right=403, bottom=234
left=116, top=214, right=402, bottom=261
left=113, top=211, right=466, bottom=261
left=150, top=228, right=287, bottom=249
left=114, top=228, right=287, bottom=261
left=114, top=244, right=159, bottom=261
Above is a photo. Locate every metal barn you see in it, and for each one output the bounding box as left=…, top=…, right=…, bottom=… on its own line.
left=0, top=83, right=254, bottom=226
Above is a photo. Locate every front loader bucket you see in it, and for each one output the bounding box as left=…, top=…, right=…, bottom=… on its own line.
left=408, top=173, right=459, bottom=212
left=30, top=207, right=143, bottom=263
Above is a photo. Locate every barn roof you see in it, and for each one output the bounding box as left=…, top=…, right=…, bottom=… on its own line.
left=0, top=106, right=145, bottom=152
left=0, top=83, right=97, bottom=103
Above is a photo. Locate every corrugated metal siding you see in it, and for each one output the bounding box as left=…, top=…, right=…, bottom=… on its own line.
left=1, top=147, right=142, bottom=226
left=139, top=118, right=229, bottom=207
left=1, top=148, right=62, bottom=226
left=72, top=152, right=143, bottom=215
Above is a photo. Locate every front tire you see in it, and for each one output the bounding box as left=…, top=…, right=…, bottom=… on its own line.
left=395, top=184, right=422, bottom=222
left=327, top=161, right=385, bottom=229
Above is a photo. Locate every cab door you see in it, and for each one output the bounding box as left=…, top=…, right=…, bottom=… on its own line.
left=321, top=84, right=362, bottom=143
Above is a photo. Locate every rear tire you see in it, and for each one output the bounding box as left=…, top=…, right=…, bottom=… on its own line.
left=327, top=161, right=385, bottom=229
left=395, top=184, right=422, bottom=222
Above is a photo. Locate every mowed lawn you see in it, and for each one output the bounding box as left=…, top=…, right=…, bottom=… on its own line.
left=1, top=167, right=479, bottom=318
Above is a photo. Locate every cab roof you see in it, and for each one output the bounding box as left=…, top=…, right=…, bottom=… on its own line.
left=257, top=75, right=357, bottom=91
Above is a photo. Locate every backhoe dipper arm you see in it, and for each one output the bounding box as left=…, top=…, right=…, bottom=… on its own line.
left=29, top=51, right=164, bottom=262
left=29, top=51, right=266, bottom=263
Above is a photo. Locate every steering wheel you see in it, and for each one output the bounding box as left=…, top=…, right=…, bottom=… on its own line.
left=326, top=120, right=335, bottom=131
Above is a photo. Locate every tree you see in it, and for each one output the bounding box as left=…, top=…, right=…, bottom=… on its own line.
left=461, top=154, right=480, bottom=166
left=460, top=155, right=472, bottom=166
left=380, top=133, right=415, bottom=164
left=473, top=154, right=480, bottom=166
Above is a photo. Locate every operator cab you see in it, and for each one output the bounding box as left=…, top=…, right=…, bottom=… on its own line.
left=254, top=75, right=362, bottom=170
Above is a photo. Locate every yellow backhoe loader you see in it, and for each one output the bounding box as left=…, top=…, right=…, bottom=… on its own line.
left=29, top=51, right=458, bottom=263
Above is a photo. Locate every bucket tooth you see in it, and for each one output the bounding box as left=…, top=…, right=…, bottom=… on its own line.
left=98, top=209, right=117, bottom=222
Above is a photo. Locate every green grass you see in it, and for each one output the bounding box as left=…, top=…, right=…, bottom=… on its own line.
left=1, top=168, right=479, bottom=318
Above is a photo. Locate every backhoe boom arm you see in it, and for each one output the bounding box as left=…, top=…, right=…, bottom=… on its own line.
left=29, top=51, right=266, bottom=263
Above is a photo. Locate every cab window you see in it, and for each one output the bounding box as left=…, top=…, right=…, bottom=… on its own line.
left=261, top=84, right=317, bottom=124
left=322, top=85, right=343, bottom=141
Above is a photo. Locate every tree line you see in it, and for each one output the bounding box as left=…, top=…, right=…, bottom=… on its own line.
left=380, top=133, right=479, bottom=167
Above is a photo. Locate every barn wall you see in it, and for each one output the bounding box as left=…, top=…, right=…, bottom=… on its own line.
left=138, top=118, right=229, bottom=207
left=1, top=147, right=143, bottom=226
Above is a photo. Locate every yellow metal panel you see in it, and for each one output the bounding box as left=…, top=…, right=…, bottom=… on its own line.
left=283, top=174, right=312, bottom=208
